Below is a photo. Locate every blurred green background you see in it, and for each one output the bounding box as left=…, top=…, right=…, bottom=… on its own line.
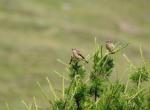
left=0, top=0, right=150, bottom=109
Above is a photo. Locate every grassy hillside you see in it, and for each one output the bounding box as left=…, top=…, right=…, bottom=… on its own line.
left=0, top=0, right=150, bottom=109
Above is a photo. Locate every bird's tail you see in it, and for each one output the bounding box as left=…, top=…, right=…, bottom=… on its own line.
left=84, top=59, right=88, bottom=63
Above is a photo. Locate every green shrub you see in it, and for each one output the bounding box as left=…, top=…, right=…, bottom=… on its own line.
left=22, top=42, right=150, bottom=110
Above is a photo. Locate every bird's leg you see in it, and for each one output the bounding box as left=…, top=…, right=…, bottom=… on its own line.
left=69, top=56, right=73, bottom=64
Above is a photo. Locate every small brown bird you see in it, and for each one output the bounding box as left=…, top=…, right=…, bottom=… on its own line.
left=106, top=40, right=115, bottom=54
left=70, top=48, right=88, bottom=64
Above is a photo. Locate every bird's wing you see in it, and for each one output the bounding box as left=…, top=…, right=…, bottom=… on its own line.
left=76, top=49, right=86, bottom=59
left=80, top=54, right=85, bottom=59
left=77, top=52, right=85, bottom=59
left=106, top=44, right=110, bottom=50
left=106, top=44, right=113, bottom=51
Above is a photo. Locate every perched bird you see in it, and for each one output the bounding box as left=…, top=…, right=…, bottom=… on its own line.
left=70, top=48, right=88, bottom=64
left=106, top=40, right=115, bottom=54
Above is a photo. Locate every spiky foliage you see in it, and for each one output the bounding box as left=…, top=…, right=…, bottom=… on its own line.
left=24, top=42, right=150, bottom=110
left=89, top=46, right=115, bottom=102
left=130, top=66, right=149, bottom=85
left=69, top=61, right=86, bottom=78
left=97, top=81, right=126, bottom=110
left=50, top=43, right=150, bottom=110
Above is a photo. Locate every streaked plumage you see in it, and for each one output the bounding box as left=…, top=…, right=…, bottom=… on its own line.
left=70, top=48, right=88, bottom=64
left=106, top=40, right=115, bottom=54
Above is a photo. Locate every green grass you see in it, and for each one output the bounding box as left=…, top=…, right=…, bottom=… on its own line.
left=0, top=0, right=150, bottom=109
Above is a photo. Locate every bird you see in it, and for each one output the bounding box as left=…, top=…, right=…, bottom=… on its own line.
left=70, top=48, right=88, bottom=64
left=106, top=40, right=115, bottom=54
